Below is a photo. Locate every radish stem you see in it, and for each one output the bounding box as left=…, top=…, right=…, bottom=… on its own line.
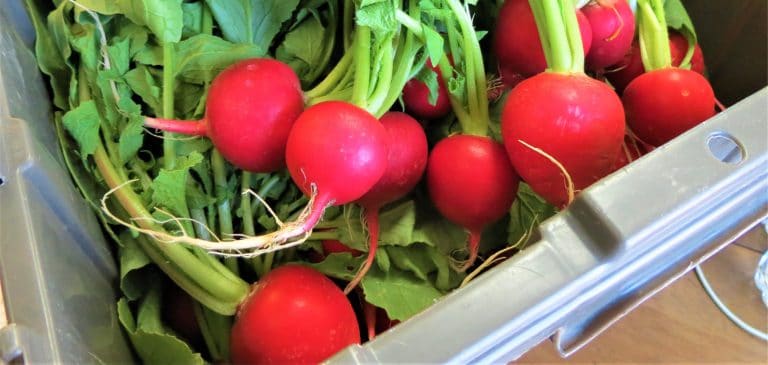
left=352, top=26, right=372, bottom=108
left=637, top=0, right=671, bottom=71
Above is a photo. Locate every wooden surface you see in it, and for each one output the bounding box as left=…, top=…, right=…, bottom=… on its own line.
left=518, top=228, right=768, bottom=364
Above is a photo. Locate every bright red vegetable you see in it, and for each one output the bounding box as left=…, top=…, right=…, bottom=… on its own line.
left=144, top=58, right=304, bottom=172
left=426, top=135, right=519, bottom=270
left=610, top=134, right=650, bottom=171
left=493, top=0, right=593, bottom=78
left=622, top=68, right=715, bottom=146
left=346, top=111, right=428, bottom=293
left=230, top=265, right=360, bottom=364
left=583, top=0, right=636, bottom=70
left=402, top=61, right=452, bottom=119
left=285, top=101, right=388, bottom=232
left=322, top=239, right=363, bottom=256
left=606, top=31, right=706, bottom=93
left=502, top=73, right=625, bottom=208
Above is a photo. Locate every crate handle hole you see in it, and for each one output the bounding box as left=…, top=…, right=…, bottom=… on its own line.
left=0, top=176, right=5, bottom=187
left=707, top=132, right=744, bottom=164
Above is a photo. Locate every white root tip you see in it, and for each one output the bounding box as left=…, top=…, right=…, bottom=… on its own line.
left=101, top=180, right=320, bottom=258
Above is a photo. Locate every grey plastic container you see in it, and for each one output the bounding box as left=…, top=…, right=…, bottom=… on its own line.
left=0, top=2, right=134, bottom=364
left=0, top=1, right=766, bottom=364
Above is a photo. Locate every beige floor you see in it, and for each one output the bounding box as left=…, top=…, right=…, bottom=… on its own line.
left=518, top=228, right=768, bottom=364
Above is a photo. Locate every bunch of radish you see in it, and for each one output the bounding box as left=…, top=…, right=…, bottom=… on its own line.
left=37, top=0, right=720, bottom=363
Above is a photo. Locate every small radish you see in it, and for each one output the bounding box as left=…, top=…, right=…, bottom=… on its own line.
left=285, top=101, right=389, bottom=233
left=144, top=58, right=304, bottom=172
left=502, top=0, right=625, bottom=208
left=622, top=0, right=715, bottom=146
left=345, top=112, right=428, bottom=293
left=230, top=265, right=360, bottom=364
left=402, top=61, right=452, bottom=119
left=494, top=0, right=593, bottom=77
left=583, top=0, right=636, bottom=71
left=606, top=31, right=706, bottom=93
left=623, top=69, right=714, bottom=146
left=423, top=0, right=518, bottom=271
left=426, top=135, right=519, bottom=270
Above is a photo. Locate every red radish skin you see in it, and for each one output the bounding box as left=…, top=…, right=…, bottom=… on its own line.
left=606, top=31, right=706, bottom=93
left=230, top=265, right=360, bottom=364
left=502, top=73, right=625, bottom=208
left=426, top=135, right=519, bottom=270
left=285, top=101, right=388, bottom=232
left=346, top=112, right=428, bottom=293
left=493, top=0, right=593, bottom=77
left=402, top=62, right=452, bottom=119
left=610, top=135, right=648, bottom=171
left=622, top=68, right=715, bottom=146
left=583, top=0, right=636, bottom=70
left=144, top=58, right=304, bottom=172
left=162, top=284, right=203, bottom=347
left=322, top=239, right=363, bottom=256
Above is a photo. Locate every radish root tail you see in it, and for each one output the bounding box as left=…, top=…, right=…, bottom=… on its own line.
left=450, top=230, right=482, bottom=273
left=101, top=180, right=320, bottom=257
left=344, top=208, right=379, bottom=294
left=518, top=140, right=576, bottom=206
left=460, top=222, right=536, bottom=287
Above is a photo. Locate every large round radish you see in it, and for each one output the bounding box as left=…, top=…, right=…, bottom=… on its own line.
left=346, top=112, right=428, bottom=293
left=606, top=31, right=706, bottom=93
left=622, top=68, right=715, bottom=146
left=144, top=58, right=304, bottom=172
left=230, top=265, right=360, bottom=364
left=493, top=0, right=593, bottom=77
left=285, top=101, right=388, bottom=231
left=402, top=62, right=452, bottom=119
left=426, top=135, right=519, bottom=270
left=583, top=0, right=636, bottom=70
left=502, top=73, right=625, bottom=207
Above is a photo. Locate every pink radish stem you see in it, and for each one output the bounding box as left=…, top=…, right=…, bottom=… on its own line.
left=344, top=207, right=380, bottom=294
left=144, top=117, right=208, bottom=136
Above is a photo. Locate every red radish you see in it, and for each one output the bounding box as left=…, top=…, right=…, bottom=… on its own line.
left=502, top=0, right=625, bottom=208
left=285, top=101, right=388, bottom=233
left=345, top=112, right=428, bottom=293
left=493, top=0, right=593, bottom=77
left=230, top=265, right=360, bottom=364
left=144, top=58, right=304, bottom=172
left=606, top=31, right=706, bottom=93
left=621, top=0, right=715, bottom=147
left=426, top=135, right=519, bottom=270
left=162, top=283, right=203, bottom=346
left=503, top=73, right=625, bottom=207
left=623, top=68, right=715, bottom=146
left=322, top=239, right=363, bottom=256
left=362, top=301, right=400, bottom=341
left=375, top=307, right=399, bottom=334
left=583, top=0, right=636, bottom=70
left=498, top=63, right=526, bottom=90
left=402, top=61, right=452, bottom=119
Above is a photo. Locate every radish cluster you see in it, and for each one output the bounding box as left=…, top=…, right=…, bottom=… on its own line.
left=130, top=0, right=718, bottom=363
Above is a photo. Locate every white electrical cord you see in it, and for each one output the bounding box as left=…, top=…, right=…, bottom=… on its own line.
left=695, top=248, right=768, bottom=342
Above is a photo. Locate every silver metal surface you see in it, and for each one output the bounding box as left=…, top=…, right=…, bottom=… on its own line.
left=327, top=90, right=768, bottom=364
